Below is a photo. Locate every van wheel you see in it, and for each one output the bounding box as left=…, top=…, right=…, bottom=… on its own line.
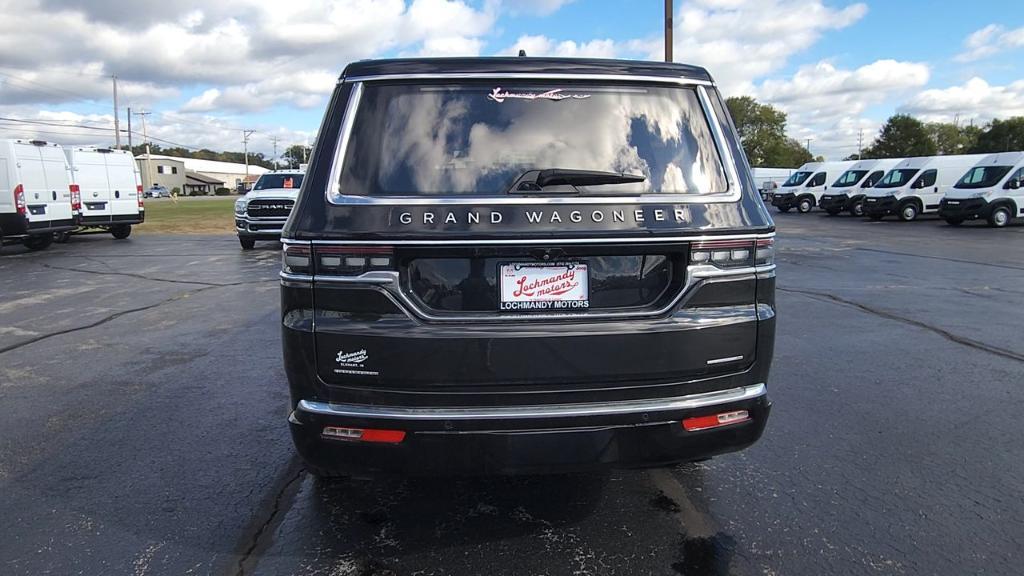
left=944, top=218, right=964, bottom=227
left=239, top=237, right=256, bottom=250
left=825, top=209, right=841, bottom=216
left=850, top=200, right=865, bottom=217
left=797, top=198, right=814, bottom=213
left=110, top=225, right=132, bottom=239
left=988, top=206, right=1011, bottom=228
left=53, top=231, right=71, bottom=243
left=23, top=235, right=53, bottom=251
left=898, top=202, right=919, bottom=222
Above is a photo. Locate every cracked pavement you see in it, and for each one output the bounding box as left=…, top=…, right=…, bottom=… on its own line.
left=1, top=216, right=1023, bottom=575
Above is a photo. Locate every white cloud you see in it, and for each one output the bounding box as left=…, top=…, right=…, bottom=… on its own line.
left=505, top=35, right=618, bottom=58
left=751, top=59, right=929, bottom=160
left=630, top=0, right=868, bottom=95
left=504, top=0, right=575, bottom=16
left=955, top=24, right=1024, bottom=62
left=182, top=71, right=337, bottom=113
left=898, top=77, right=1024, bottom=123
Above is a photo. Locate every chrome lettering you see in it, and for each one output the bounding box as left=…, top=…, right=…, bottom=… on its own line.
left=591, top=210, right=604, bottom=222
left=526, top=211, right=544, bottom=223
left=634, top=209, right=644, bottom=222
left=423, top=212, right=434, bottom=224
left=445, top=212, right=457, bottom=224
left=491, top=211, right=502, bottom=224
left=468, top=212, right=480, bottom=224
left=569, top=210, right=582, bottom=223
left=613, top=210, right=625, bottom=222
left=399, top=212, right=412, bottom=224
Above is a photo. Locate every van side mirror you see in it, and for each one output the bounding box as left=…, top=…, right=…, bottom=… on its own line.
left=1008, top=179, right=1021, bottom=190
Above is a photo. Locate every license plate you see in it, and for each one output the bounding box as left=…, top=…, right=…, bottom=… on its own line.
left=499, top=263, right=589, bottom=311
left=866, top=198, right=877, bottom=202
left=947, top=201, right=960, bottom=205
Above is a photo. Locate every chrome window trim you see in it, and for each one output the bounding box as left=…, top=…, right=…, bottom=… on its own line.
left=287, top=231, right=774, bottom=246
left=297, top=383, right=765, bottom=421
left=324, top=76, right=743, bottom=206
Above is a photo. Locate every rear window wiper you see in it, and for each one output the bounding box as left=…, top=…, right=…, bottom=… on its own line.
left=508, top=169, right=646, bottom=194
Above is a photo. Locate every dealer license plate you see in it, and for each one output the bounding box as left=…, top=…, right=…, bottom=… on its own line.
left=499, top=263, right=589, bottom=311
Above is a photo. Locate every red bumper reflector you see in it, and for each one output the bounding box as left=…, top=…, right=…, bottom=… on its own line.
left=322, top=426, right=406, bottom=443
left=682, top=410, right=750, bottom=432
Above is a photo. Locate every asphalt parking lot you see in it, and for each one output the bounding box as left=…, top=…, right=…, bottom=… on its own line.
left=1, top=214, right=1023, bottom=576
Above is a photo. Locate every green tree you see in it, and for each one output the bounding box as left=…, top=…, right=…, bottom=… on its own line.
left=926, top=122, right=981, bottom=155
left=282, top=144, right=311, bottom=168
left=725, top=96, right=813, bottom=167
left=970, top=117, right=1024, bottom=153
left=863, top=114, right=937, bottom=158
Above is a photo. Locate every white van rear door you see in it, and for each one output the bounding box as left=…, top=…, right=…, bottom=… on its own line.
left=105, top=153, right=140, bottom=217
left=75, top=151, right=113, bottom=218
left=39, top=145, right=73, bottom=222
left=14, top=142, right=50, bottom=224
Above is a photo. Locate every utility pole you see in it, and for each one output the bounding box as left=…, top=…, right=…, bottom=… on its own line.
left=112, top=75, right=121, bottom=149
left=664, top=0, right=673, bottom=62
left=134, top=110, right=152, bottom=188
left=269, top=135, right=280, bottom=169
left=127, top=106, right=133, bottom=151
left=806, top=138, right=812, bottom=155
left=857, top=129, right=864, bottom=158
left=242, top=130, right=256, bottom=187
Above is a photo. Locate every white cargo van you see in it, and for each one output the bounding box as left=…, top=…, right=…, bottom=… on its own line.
left=862, top=154, right=987, bottom=221
left=0, top=139, right=76, bottom=251
left=770, top=160, right=856, bottom=213
left=818, top=158, right=903, bottom=216
left=65, top=146, right=144, bottom=239
left=751, top=167, right=795, bottom=201
left=939, top=152, right=1024, bottom=227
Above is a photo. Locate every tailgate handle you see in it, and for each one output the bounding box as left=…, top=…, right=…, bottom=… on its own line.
left=52, top=191, right=57, bottom=201
left=115, top=190, right=120, bottom=198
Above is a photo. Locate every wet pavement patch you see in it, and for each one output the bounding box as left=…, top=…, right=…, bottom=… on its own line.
left=671, top=532, right=736, bottom=576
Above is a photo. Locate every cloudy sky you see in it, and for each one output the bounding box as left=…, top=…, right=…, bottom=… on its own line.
left=1, top=0, right=1022, bottom=160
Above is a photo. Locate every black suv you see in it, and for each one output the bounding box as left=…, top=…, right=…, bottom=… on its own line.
left=281, top=57, right=776, bottom=476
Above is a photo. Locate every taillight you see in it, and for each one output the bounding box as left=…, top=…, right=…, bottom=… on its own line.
left=315, top=245, right=394, bottom=275
left=281, top=244, right=312, bottom=275
left=137, top=185, right=144, bottom=210
left=754, top=238, right=774, bottom=266
left=682, top=410, right=750, bottom=431
left=13, top=184, right=26, bottom=215
left=689, top=238, right=774, bottom=268
left=69, top=184, right=81, bottom=212
left=322, top=426, right=406, bottom=443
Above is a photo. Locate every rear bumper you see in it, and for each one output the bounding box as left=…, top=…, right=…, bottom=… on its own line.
left=862, top=196, right=896, bottom=215
left=80, top=214, right=144, bottom=226
left=938, top=198, right=988, bottom=220
left=289, top=384, right=770, bottom=475
left=27, top=218, right=76, bottom=234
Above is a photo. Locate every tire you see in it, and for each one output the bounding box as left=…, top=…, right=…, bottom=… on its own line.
left=775, top=206, right=790, bottom=213
left=110, top=224, right=132, bottom=239
left=239, top=236, right=256, bottom=250
left=23, top=234, right=53, bottom=251
left=988, top=205, right=1012, bottom=228
left=850, top=200, right=865, bottom=217
left=797, top=197, right=814, bottom=213
left=825, top=209, right=841, bottom=216
left=898, top=202, right=919, bottom=222
left=868, top=214, right=884, bottom=221
left=53, top=231, right=71, bottom=243
left=944, top=218, right=964, bottom=227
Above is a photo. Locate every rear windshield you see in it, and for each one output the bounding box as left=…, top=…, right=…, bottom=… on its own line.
left=875, top=168, right=919, bottom=188
left=255, top=174, right=303, bottom=190
left=335, top=82, right=728, bottom=197
left=781, top=171, right=812, bottom=187
left=954, top=166, right=1013, bottom=189
left=833, top=170, right=867, bottom=187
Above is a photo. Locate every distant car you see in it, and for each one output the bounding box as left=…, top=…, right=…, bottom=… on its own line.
left=145, top=185, right=170, bottom=198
